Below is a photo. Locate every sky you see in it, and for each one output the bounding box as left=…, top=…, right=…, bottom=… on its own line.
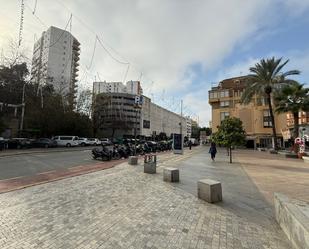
left=1, top=0, right=309, bottom=127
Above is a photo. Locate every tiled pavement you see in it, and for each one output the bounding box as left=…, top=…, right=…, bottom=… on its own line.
left=235, top=149, right=309, bottom=204
left=0, top=148, right=291, bottom=249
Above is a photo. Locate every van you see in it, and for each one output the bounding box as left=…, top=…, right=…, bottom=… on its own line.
left=53, top=136, right=79, bottom=147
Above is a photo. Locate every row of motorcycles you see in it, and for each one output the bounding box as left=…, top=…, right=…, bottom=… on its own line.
left=92, top=141, right=173, bottom=161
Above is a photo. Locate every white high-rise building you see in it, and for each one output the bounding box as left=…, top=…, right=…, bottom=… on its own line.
left=31, top=26, right=80, bottom=106
left=93, top=81, right=143, bottom=95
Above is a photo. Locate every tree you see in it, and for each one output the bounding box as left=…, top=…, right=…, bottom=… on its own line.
left=200, top=127, right=212, bottom=136
left=241, top=57, right=300, bottom=150
left=212, top=117, right=246, bottom=163
left=274, top=82, right=309, bottom=141
left=76, top=89, right=92, bottom=116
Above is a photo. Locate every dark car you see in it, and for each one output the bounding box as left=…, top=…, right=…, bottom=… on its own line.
left=32, top=138, right=58, bottom=148
left=7, top=138, right=33, bottom=149
left=0, top=137, right=8, bottom=150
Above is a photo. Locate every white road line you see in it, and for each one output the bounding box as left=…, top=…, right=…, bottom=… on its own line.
left=0, top=175, right=25, bottom=182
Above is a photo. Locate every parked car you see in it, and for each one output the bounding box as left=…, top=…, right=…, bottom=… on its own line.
left=100, top=138, right=113, bottom=146
left=52, top=136, right=79, bottom=147
left=7, top=138, right=32, bottom=149
left=87, top=138, right=100, bottom=146
left=0, top=137, right=8, bottom=150
left=77, top=137, right=91, bottom=146
left=31, top=138, right=57, bottom=148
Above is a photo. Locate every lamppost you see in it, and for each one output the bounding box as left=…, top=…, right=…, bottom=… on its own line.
left=19, top=83, right=26, bottom=133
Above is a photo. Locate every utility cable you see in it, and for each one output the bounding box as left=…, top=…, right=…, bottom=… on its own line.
left=86, top=36, right=97, bottom=70
left=96, top=36, right=129, bottom=65
left=32, top=0, right=38, bottom=15
left=48, top=14, right=72, bottom=48
left=122, top=63, right=130, bottom=84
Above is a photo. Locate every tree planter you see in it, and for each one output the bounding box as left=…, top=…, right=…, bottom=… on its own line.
left=298, top=152, right=305, bottom=159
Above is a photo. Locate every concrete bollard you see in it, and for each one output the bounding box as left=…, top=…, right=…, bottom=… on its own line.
left=144, top=154, right=156, bottom=174
left=128, top=156, right=138, bottom=165
left=163, top=167, right=179, bottom=182
left=197, top=179, right=222, bottom=203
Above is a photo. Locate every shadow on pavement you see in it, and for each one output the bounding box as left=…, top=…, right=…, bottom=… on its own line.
left=170, top=146, right=278, bottom=228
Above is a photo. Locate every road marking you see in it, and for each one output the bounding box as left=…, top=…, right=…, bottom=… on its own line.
left=37, top=170, right=56, bottom=175
left=0, top=175, right=25, bottom=182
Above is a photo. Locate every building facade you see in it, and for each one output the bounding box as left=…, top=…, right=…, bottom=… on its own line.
left=93, top=82, right=187, bottom=139
left=93, top=81, right=142, bottom=95
left=208, top=76, right=287, bottom=148
left=140, top=96, right=187, bottom=138
left=31, top=26, right=80, bottom=106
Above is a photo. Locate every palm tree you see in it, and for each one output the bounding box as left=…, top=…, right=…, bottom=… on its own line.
left=274, top=82, right=309, bottom=140
left=241, top=57, right=300, bottom=150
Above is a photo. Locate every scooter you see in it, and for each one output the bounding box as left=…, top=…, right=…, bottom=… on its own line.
left=92, top=146, right=112, bottom=161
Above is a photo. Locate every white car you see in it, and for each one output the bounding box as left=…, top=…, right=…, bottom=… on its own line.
left=87, top=138, right=100, bottom=146
left=100, top=138, right=112, bottom=145
left=53, top=136, right=79, bottom=147
left=77, top=137, right=91, bottom=146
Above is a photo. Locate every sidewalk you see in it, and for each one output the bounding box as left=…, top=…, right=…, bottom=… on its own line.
left=234, top=149, right=309, bottom=203
left=0, top=147, right=290, bottom=249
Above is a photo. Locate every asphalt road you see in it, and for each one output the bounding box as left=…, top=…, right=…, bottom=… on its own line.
left=0, top=149, right=98, bottom=180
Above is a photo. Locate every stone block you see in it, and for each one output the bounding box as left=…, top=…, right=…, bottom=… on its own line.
left=198, top=179, right=222, bottom=203
left=128, top=156, right=138, bottom=165
left=144, top=162, right=156, bottom=174
left=274, top=193, right=309, bottom=249
left=303, top=156, right=309, bottom=163
left=163, top=167, right=179, bottom=182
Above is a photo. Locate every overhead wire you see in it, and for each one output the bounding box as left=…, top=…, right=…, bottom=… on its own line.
left=86, top=36, right=98, bottom=70
left=48, top=14, right=72, bottom=48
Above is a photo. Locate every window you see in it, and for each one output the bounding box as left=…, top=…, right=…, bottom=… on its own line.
left=220, top=112, right=229, bottom=122
left=219, top=90, right=229, bottom=98
left=220, top=101, right=229, bottom=107
left=143, top=120, right=150, bottom=129
left=209, top=91, right=218, bottom=99
left=263, top=110, right=272, bottom=128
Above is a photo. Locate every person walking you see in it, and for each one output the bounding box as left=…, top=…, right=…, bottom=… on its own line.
left=209, top=142, right=217, bottom=161
left=188, top=140, right=192, bottom=150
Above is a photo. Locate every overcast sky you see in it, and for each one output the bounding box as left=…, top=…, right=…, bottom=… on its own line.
left=1, top=0, right=309, bottom=126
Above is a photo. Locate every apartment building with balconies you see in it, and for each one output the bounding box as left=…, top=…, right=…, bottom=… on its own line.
left=31, top=26, right=80, bottom=108
left=208, top=76, right=287, bottom=148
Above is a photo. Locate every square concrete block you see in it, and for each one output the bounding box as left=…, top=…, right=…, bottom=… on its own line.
left=144, top=162, right=156, bottom=174
left=128, top=156, right=138, bottom=165
left=198, top=179, right=222, bottom=203
left=163, top=167, right=179, bottom=182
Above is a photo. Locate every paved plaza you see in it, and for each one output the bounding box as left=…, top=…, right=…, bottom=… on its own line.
left=0, top=147, right=301, bottom=248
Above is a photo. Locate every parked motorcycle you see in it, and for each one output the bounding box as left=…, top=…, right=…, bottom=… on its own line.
left=92, top=146, right=112, bottom=161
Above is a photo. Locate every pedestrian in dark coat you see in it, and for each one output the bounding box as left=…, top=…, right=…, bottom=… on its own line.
left=188, top=140, right=192, bottom=150
left=209, top=142, right=217, bottom=161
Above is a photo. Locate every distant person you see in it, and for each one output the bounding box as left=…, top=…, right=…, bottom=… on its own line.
left=209, top=142, right=217, bottom=161
left=188, top=140, right=192, bottom=150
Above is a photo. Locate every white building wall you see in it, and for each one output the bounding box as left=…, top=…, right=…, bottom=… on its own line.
left=141, top=96, right=186, bottom=137
left=31, top=26, right=80, bottom=97
left=126, top=81, right=142, bottom=95
left=93, top=81, right=126, bottom=94
left=93, top=81, right=143, bottom=95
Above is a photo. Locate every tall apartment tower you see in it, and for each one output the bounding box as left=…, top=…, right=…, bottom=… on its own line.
left=31, top=26, right=80, bottom=107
